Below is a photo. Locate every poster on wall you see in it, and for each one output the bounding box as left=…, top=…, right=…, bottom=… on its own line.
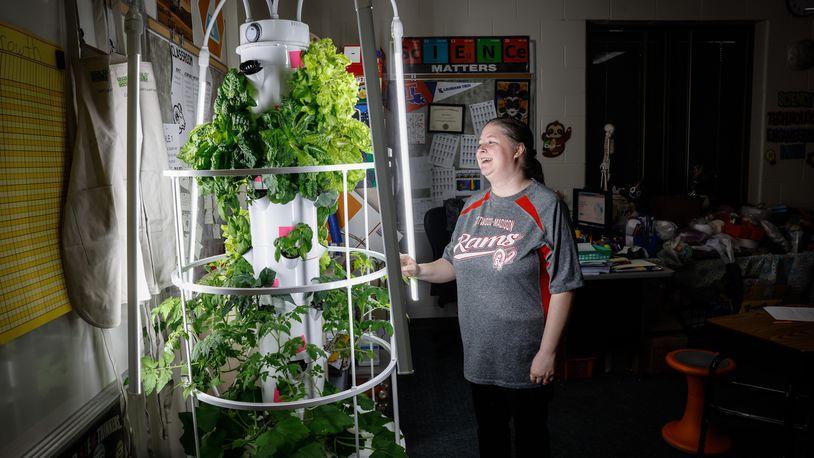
left=405, top=80, right=433, bottom=111
left=433, top=81, right=481, bottom=102
left=455, top=170, right=483, bottom=196
left=495, top=80, right=530, bottom=125
left=403, top=36, right=530, bottom=74
left=193, top=0, right=226, bottom=61
left=169, top=43, right=213, bottom=160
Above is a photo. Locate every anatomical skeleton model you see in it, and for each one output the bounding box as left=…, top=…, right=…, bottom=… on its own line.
left=601, top=124, right=614, bottom=191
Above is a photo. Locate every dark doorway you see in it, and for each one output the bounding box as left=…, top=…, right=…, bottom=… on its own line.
left=586, top=22, right=754, bottom=208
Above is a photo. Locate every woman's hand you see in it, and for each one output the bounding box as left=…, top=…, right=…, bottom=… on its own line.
left=530, top=350, right=556, bottom=385
left=400, top=254, right=420, bottom=278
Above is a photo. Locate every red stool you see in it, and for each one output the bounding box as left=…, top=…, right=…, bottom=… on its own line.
left=662, top=349, right=736, bottom=455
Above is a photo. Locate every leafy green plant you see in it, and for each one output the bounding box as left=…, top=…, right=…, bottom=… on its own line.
left=178, top=69, right=259, bottom=218
left=144, top=38, right=404, bottom=457
left=142, top=251, right=402, bottom=456
left=258, top=39, right=371, bottom=204
left=273, top=223, right=313, bottom=261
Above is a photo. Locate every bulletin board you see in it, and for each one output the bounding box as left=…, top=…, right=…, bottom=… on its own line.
left=404, top=75, right=536, bottom=232
left=0, top=22, right=72, bottom=344
left=400, top=36, right=536, bottom=231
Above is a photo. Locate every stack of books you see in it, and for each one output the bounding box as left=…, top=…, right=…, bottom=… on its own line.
left=578, top=243, right=612, bottom=275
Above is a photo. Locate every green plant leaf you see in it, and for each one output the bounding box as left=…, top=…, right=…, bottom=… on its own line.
left=314, top=190, right=339, bottom=208
left=255, top=415, right=311, bottom=457
left=306, top=404, right=354, bottom=436
left=200, top=428, right=227, bottom=458
left=258, top=267, right=277, bottom=287
left=356, top=393, right=375, bottom=411
left=196, top=403, right=222, bottom=431
left=291, top=442, right=325, bottom=458
left=371, top=429, right=406, bottom=458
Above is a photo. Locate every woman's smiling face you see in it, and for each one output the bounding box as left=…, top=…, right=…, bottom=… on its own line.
left=477, top=123, right=523, bottom=182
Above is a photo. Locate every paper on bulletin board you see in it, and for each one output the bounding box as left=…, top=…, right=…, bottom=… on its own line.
left=163, top=123, right=184, bottom=169
left=407, top=112, right=426, bottom=144
left=412, top=198, right=437, bottom=231
left=459, top=134, right=479, bottom=169
left=432, top=167, right=456, bottom=201
left=170, top=43, right=212, bottom=148
left=409, top=156, right=432, bottom=189
left=429, top=134, right=459, bottom=168
left=469, top=100, right=497, bottom=135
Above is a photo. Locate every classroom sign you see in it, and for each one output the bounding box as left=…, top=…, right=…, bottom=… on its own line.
left=403, top=36, right=529, bottom=74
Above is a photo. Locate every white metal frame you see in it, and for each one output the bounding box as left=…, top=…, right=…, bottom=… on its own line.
left=165, top=163, right=401, bottom=456
left=125, top=0, right=413, bottom=455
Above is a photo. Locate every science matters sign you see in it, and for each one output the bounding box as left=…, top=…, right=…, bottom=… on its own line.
left=403, top=36, right=529, bottom=74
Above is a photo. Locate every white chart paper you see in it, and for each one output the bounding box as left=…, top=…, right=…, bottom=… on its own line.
left=170, top=43, right=212, bottom=149
left=459, top=134, right=479, bottom=169
left=409, top=156, right=432, bottom=189
left=428, top=134, right=459, bottom=168
left=163, top=123, right=184, bottom=169
left=412, top=198, right=437, bottom=230
left=764, top=306, right=814, bottom=322
left=431, top=167, right=455, bottom=201
left=469, top=100, right=497, bottom=135
left=407, top=112, right=425, bottom=144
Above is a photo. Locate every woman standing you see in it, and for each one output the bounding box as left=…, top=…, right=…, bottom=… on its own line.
left=401, top=117, right=584, bottom=457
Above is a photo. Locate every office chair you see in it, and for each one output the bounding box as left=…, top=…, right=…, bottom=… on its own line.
left=424, top=204, right=458, bottom=307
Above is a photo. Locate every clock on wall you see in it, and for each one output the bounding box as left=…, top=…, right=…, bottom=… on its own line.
left=787, top=0, right=814, bottom=16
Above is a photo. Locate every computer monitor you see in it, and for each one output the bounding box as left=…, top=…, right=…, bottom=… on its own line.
left=572, top=189, right=612, bottom=232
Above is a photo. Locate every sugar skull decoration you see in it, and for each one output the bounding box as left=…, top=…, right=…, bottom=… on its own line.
left=496, top=81, right=530, bottom=125
left=541, top=120, right=572, bottom=158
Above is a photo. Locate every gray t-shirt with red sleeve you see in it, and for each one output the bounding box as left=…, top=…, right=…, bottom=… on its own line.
left=443, top=180, right=584, bottom=388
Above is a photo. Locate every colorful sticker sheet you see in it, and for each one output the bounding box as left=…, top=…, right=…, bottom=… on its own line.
left=428, top=134, right=459, bottom=168
left=459, top=134, right=479, bottom=169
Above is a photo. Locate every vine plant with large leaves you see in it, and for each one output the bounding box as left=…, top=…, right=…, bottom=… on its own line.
left=144, top=39, right=405, bottom=457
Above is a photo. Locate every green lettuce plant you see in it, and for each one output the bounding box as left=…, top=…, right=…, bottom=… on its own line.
left=142, top=38, right=404, bottom=457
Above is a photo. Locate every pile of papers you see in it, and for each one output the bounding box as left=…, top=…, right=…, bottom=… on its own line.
left=578, top=250, right=666, bottom=276
left=610, top=258, right=663, bottom=272
left=578, top=244, right=611, bottom=275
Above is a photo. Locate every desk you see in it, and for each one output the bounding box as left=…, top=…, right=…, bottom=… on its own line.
left=707, top=310, right=814, bottom=455
left=708, top=310, right=814, bottom=354
left=574, top=262, right=675, bottom=374
left=583, top=265, right=674, bottom=281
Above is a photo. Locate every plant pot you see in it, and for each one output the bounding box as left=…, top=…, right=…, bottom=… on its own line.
left=244, top=193, right=328, bottom=401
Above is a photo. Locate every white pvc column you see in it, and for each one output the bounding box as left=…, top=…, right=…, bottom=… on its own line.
left=124, top=0, right=143, bottom=397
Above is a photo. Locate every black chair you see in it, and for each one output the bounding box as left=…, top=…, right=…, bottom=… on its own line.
left=424, top=203, right=460, bottom=307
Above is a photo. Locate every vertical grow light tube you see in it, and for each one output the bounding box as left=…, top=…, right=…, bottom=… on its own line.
left=389, top=8, right=418, bottom=301
left=125, top=0, right=143, bottom=396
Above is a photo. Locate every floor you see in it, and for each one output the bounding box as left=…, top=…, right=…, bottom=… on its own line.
left=396, top=317, right=809, bottom=457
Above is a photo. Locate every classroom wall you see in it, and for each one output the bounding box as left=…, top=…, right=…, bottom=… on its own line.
left=0, top=2, right=130, bottom=455
left=296, top=0, right=814, bottom=318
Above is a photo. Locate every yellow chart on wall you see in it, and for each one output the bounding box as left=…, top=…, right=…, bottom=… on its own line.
left=0, top=22, right=71, bottom=344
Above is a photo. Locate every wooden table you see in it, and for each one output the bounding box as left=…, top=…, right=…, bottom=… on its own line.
left=707, top=309, right=814, bottom=455
left=708, top=309, right=814, bottom=354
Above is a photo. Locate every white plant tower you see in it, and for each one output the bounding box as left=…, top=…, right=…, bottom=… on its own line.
left=124, top=1, right=416, bottom=457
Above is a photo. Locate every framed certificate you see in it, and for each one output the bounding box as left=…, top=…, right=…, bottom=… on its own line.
left=427, top=103, right=465, bottom=133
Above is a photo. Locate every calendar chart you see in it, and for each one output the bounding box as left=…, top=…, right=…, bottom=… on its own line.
left=0, top=22, right=71, bottom=344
